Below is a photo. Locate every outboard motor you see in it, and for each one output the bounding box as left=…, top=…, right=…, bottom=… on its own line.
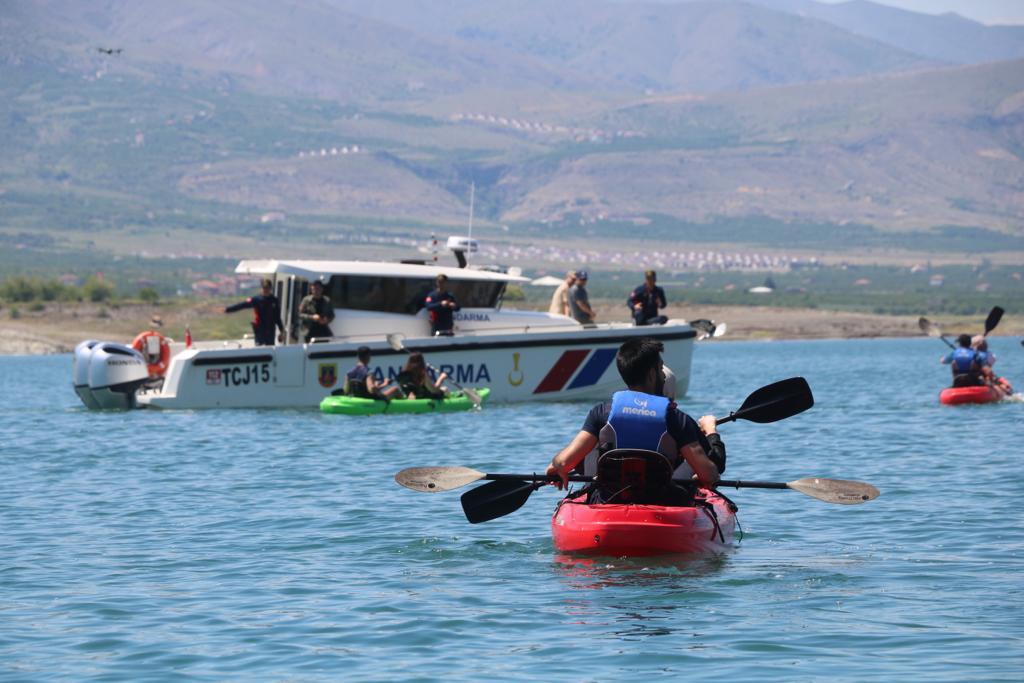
left=72, top=340, right=101, bottom=409
left=87, top=342, right=149, bottom=410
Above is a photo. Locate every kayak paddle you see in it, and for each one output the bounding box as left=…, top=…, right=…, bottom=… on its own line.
left=396, top=376, right=813, bottom=493
left=386, top=333, right=482, bottom=408
left=919, top=306, right=1004, bottom=350
left=398, top=376, right=830, bottom=522
left=458, top=475, right=879, bottom=523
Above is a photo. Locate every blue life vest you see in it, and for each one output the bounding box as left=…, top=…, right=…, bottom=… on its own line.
left=606, top=390, right=671, bottom=451
left=951, top=347, right=978, bottom=374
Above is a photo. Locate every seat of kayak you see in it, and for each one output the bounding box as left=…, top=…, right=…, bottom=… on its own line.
left=595, top=448, right=682, bottom=504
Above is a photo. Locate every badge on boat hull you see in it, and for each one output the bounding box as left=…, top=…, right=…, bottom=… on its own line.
left=317, top=363, right=338, bottom=388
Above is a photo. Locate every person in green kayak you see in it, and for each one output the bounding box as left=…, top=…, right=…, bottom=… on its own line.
left=545, top=338, right=723, bottom=505
left=396, top=351, right=448, bottom=400
left=338, top=346, right=400, bottom=400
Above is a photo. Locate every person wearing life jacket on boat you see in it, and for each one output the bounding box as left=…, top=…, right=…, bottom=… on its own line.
left=424, top=274, right=460, bottom=336
left=396, top=351, right=448, bottom=400
left=298, top=280, right=335, bottom=343
left=628, top=269, right=668, bottom=326
left=224, top=279, right=285, bottom=346
left=940, top=333, right=991, bottom=388
left=971, top=335, right=1014, bottom=394
left=335, top=346, right=401, bottom=399
left=545, top=338, right=724, bottom=506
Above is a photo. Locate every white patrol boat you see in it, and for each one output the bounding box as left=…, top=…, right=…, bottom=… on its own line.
left=72, top=239, right=710, bottom=410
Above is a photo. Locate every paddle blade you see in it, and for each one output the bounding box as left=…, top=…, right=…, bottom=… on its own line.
left=918, top=316, right=941, bottom=337
left=786, top=477, right=880, bottom=505
left=984, top=307, right=1004, bottom=336
left=395, top=466, right=485, bottom=493
left=386, top=333, right=407, bottom=352
left=462, top=387, right=483, bottom=408
left=461, top=479, right=536, bottom=523
left=724, top=377, right=814, bottom=425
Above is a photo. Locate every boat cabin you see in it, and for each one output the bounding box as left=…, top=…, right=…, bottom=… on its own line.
left=234, top=258, right=533, bottom=343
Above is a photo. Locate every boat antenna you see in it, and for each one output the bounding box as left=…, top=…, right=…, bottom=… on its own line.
left=466, top=182, right=474, bottom=264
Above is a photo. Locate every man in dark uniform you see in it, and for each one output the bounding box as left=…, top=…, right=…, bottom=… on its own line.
left=424, top=274, right=460, bottom=336
left=224, top=279, right=285, bottom=346
left=298, top=280, right=335, bottom=342
left=546, top=338, right=723, bottom=504
left=628, top=269, right=668, bottom=326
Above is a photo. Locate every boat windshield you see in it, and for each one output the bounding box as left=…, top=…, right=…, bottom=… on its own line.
left=324, top=275, right=505, bottom=314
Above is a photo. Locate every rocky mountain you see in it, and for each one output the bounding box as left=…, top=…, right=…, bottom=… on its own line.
left=1, top=0, right=1022, bottom=257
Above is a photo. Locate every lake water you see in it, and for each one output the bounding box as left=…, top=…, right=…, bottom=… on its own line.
left=1, top=337, right=1022, bottom=681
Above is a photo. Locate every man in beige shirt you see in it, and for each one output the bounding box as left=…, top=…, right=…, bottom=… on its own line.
left=548, top=270, right=576, bottom=316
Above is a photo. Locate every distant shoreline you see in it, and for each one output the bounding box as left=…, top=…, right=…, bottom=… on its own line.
left=1, top=301, right=1018, bottom=355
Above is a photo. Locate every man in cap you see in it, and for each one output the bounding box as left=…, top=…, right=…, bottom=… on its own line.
left=568, top=270, right=596, bottom=325
left=628, top=269, right=668, bottom=326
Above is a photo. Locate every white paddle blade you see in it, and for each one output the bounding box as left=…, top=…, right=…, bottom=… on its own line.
left=394, top=466, right=485, bottom=493
left=386, top=334, right=406, bottom=352
left=787, top=477, right=880, bottom=505
left=712, top=322, right=727, bottom=338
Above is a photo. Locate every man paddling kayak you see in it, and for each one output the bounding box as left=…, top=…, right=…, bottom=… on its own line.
left=545, top=338, right=723, bottom=505
left=941, top=333, right=989, bottom=387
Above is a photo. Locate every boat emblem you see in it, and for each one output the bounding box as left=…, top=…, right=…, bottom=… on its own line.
left=633, top=397, right=648, bottom=408
left=317, top=363, right=338, bottom=388
left=508, top=352, right=524, bottom=386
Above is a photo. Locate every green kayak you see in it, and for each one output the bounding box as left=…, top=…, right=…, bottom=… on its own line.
left=319, top=388, right=489, bottom=415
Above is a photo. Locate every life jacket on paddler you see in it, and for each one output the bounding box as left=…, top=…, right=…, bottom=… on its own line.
left=344, top=364, right=373, bottom=399
left=950, top=346, right=983, bottom=387
left=586, top=391, right=689, bottom=504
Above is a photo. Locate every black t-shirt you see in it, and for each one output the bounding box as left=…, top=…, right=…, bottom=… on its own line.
left=581, top=401, right=724, bottom=472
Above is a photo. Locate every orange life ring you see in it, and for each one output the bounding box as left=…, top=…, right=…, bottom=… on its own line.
left=131, top=330, right=172, bottom=377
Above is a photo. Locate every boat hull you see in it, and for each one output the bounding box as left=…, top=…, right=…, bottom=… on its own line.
left=939, top=381, right=1009, bottom=405
left=319, top=388, right=488, bottom=415
left=551, top=489, right=736, bottom=556
left=134, top=323, right=696, bottom=409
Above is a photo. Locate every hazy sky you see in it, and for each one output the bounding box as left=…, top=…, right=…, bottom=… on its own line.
left=820, top=0, right=1024, bottom=25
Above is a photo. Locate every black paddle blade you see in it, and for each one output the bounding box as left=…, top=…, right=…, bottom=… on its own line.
left=724, top=377, right=814, bottom=424
left=460, top=479, right=537, bottom=524
left=985, top=307, right=1004, bottom=335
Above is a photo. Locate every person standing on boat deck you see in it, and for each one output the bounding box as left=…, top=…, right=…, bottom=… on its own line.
left=628, top=269, right=668, bottom=326
left=339, top=346, right=399, bottom=399
left=545, top=338, right=722, bottom=505
left=940, top=333, right=988, bottom=387
left=548, top=270, right=576, bottom=316
left=567, top=270, right=596, bottom=325
left=298, top=280, right=335, bottom=343
left=224, top=279, right=284, bottom=346
left=424, top=274, right=460, bottom=336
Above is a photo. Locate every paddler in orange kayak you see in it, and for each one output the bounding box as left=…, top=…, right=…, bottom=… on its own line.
left=545, top=338, right=723, bottom=505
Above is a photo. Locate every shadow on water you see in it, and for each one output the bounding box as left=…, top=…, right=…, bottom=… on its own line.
left=550, top=551, right=733, bottom=589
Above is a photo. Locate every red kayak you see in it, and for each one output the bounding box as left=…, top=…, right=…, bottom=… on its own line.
left=551, top=488, right=737, bottom=556
left=939, top=380, right=1012, bottom=405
